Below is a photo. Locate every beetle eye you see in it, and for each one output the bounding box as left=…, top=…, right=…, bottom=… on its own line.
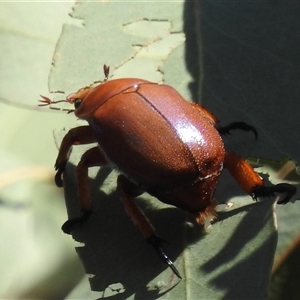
left=74, top=99, right=82, bottom=109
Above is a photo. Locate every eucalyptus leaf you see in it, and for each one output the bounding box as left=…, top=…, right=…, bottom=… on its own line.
left=47, top=1, right=300, bottom=299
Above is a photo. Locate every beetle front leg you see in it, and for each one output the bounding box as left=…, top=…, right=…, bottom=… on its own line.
left=117, top=175, right=181, bottom=279
left=55, top=126, right=97, bottom=187
left=224, top=152, right=296, bottom=204
left=62, top=146, right=109, bottom=234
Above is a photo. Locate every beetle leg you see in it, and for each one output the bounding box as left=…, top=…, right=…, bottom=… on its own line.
left=55, top=126, right=97, bottom=187
left=117, top=175, right=181, bottom=279
left=62, top=146, right=109, bottom=234
left=217, top=121, right=258, bottom=139
left=224, top=152, right=296, bottom=204
left=224, top=152, right=264, bottom=193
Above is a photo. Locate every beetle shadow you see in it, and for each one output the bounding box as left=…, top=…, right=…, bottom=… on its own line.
left=200, top=200, right=277, bottom=299
left=62, top=163, right=206, bottom=299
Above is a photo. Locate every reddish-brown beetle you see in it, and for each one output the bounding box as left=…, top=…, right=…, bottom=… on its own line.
left=40, top=65, right=296, bottom=278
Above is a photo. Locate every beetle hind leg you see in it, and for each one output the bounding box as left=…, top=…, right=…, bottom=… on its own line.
left=224, top=152, right=296, bottom=204
left=117, top=175, right=181, bottom=279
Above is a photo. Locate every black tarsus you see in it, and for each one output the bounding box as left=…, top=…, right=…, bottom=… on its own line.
left=252, top=183, right=297, bottom=205
left=61, top=209, right=93, bottom=234
left=147, top=235, right=182, bottom=279
left=54, top=161, right=67, bottom=187
left=54, top=168, right=64, bottom=187
left=218, top=121, right=258, bottom=139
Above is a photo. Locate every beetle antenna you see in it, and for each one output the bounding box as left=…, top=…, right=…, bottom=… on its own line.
left=103, top=64, right=110, bottom=81
left=38, top=95, right=67, bottom=106
left=91, top=65, right=110, bottom=86
left=38, top=95, right=74, bottom=113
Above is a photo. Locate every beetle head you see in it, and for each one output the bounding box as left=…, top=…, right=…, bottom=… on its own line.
left=66, top=86, right=93, bottom=104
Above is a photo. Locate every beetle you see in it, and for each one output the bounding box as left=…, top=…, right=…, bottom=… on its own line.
left=40, top=65, right=296, bottom=278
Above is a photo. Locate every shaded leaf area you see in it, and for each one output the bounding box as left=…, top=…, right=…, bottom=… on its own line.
left=188, top=2, right=300, bottom=162
left=48, top=1, right=300, bottom=299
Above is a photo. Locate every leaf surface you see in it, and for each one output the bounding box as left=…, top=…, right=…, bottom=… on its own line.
left=47, top=2, right=300, bottom=299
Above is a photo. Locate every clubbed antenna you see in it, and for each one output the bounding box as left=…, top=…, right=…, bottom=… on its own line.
left=38, top=95, right=67, bottom=106
left=38, top=95, right=74, bottom=113
left=103, top=64, right=110, bottom=81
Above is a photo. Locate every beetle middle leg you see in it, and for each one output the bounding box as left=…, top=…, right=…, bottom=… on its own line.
left=61, top=146, right=109, bottom=234
left=117, top=175, right=181, bottom=279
